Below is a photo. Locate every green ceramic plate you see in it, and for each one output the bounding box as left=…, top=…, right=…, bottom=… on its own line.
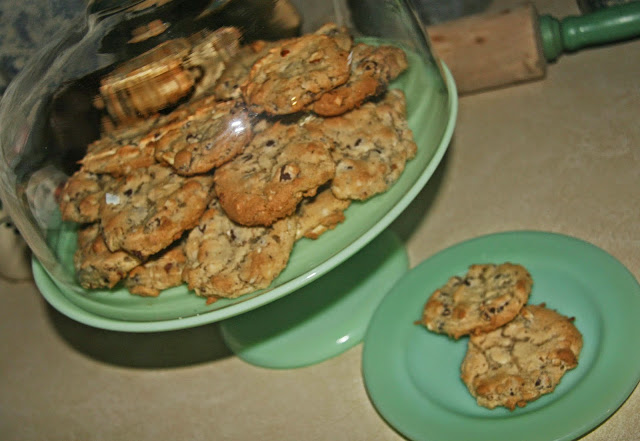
left=362, top=231, right=640, bottom=441
left=33, top=55, right=458, bottom=331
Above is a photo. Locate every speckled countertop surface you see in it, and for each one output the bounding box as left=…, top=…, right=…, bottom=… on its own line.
left=0, top=0, right=639, bottom=440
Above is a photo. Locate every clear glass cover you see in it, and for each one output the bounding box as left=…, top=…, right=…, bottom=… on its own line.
left=0, top=0, right=455, bottom=326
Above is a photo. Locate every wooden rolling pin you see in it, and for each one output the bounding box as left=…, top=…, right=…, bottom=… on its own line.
left=426, top=2, right=640, bottom=94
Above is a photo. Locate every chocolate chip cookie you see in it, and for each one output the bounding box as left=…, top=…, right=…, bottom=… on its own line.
left=100, top=164, right=214, bottom=258
left=242, top=33, right=350, bottom=115
left=182, top=200, right=297, bottom=298
left=154, top=99, right=253, bottom=175
left=422, top=263, right=533, bottom=339
left=74, top=223, right=141, bottom=289
left=296, top=187, right=351, bottom=240
left=58, top=169, right=118, bottom=223
left=310, top=42, right=408, bottom=116
left=461, top=304, right=583, bottom=410
left=124, top=240, right=187, bottom=297
left=80, top=113, right=166, bottom=176
left=214, top=121, right=335, bottom=226
left=307, top=89, right=417, bottom=201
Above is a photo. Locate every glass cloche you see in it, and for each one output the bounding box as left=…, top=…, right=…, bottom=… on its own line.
left=0, top=0, right=456, bottom=330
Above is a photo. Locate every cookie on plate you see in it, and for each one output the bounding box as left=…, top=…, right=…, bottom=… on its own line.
left=182, top=200, right=298, bottom=298
left=58, top=169, right=118, bottom=223
left=461, top=303, right=583, bottom=410
left=74, top=223, right=141, bottom=289
left=422, top=263, right=533, bottom=339
left=80, top=114, right=165, bottom=176
left=81, top=94, right=221, bottom=176
left=306, top=89, right=417, bottom=201
left=214, top=121, right=335, bottom=226
left=124, top=240, right=187, bottom=297
left=295, top=187, right=351, bottom=240
left=154, top=99, right=253, bottom=175
left=100, top=164, right=214, bottom=258
left=242, top=33, right=350, bottom=115
left=310, top=42, right=408, bottom=117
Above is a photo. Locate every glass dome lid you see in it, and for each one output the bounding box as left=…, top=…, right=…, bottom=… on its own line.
left=0, top=0, right=456, bottom=330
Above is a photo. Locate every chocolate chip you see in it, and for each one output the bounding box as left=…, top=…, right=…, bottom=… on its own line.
left=280, top=49, right=290, bottom=56
left=124, top=189, right=133, bottom=197
left=363, top=61, right=377, bottom=71
left=355, top=138, right=362, bottom=146
left=280, top=169, right=292, bottom=181
left=265, top=139, right=275, bottom=147
left=131, top=250, right=145, bottom=261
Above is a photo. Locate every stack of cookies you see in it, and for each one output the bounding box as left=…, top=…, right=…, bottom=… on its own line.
left=421, top=263, right=583, bottom=410
left=57, top=23, right=417, bottom=300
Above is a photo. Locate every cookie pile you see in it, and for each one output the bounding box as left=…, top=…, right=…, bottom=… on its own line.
left=421, top=263, right=583, bottom=410
left=57, top=23, right=416, bottom=300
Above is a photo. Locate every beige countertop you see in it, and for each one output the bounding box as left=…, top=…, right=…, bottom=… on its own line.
left=1, top=0, right=639, bottom=439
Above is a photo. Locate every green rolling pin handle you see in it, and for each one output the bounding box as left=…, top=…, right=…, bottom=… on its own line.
left=539, top=1, right=640, bottom=61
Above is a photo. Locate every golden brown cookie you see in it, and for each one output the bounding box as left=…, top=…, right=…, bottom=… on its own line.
left=242, top=33, right=350, bottom=115
left=310, top=43, right=408, bottom=116
left=306, top=89, right=417, bottom=201
left=100, top=164, right=214, bottom=259
left=214, top=122, right=335, bottom=226
left=154, top=99, right=253, bottom=175
left=124, top=240, right=187, bottom=297
left=182, top=200, right=297, bottom=298
left=73, top=223, right=141, bottom=289
left=422, top=263, right=533, bottom=339
left=461, top=304, right=583, bottom=410
left=82, top=94, right=222, bottom=176
left=58, top=169, right=118, bottom=223
left=295, top=188, right=351, bottom=240
left=80, top=115, right=164, bottom=176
